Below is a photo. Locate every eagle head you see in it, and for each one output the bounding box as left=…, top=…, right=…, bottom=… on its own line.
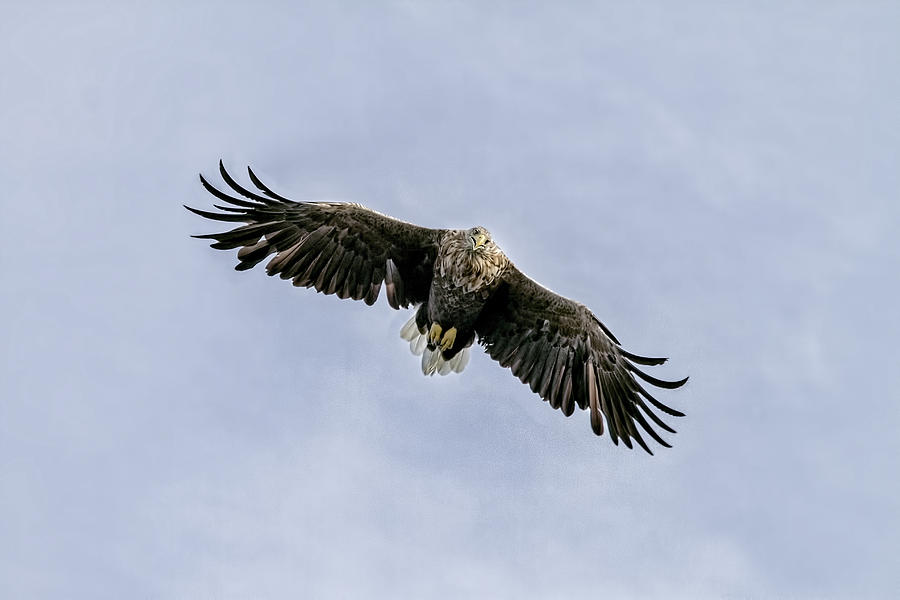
left=432, top=226, right=507, bottom=292
left=466, top=226, right=495, bottom=254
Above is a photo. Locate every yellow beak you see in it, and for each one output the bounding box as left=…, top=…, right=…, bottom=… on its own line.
left=472, top=233, right=487, bottom=248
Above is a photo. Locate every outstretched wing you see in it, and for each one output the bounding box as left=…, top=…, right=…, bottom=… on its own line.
left=186, top=161, right=444, bottom=308
left=475, top=265, right=687, bottom=454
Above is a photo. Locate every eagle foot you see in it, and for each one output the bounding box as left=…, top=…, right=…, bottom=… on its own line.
left=440, top=327, right=457, bottom=351
left=428, top=323, right=443, bottom=346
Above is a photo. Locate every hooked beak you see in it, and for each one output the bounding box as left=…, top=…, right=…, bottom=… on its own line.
left=470, top=233, right=487, bottom=249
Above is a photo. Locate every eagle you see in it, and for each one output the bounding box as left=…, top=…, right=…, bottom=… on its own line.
left=187, top=161, right=687, bottom=453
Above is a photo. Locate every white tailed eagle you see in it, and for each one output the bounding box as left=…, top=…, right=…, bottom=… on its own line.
left=187, top=162, right=688, bottom=453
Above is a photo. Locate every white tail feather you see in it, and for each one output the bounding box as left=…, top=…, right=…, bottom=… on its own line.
left=438, top=356, right=454, bottom=376
left=420, top=346, right=469, bottom=376
left=410, top=334, right=427, bottom=355
left=400, top=314, right=420, bottom=341
left=422, top=347, right=441, bottom=375
left=450, top=347, right=470, bottom=372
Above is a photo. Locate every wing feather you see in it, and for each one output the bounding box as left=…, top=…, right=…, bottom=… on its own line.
left=589, top=364, right=604, bottom=436
left=329, top=251, right=356, bottom=297
left=548, top=348, right=569, bottom=410
left=341, top=255, right=363, bottom=299
left=247, top=165, right=294, bottom=202
left=217, top=160, right=280, bottom=206
left=537, top=345, right=560, bottom=400
left=561, top=349, right=577, bottom=417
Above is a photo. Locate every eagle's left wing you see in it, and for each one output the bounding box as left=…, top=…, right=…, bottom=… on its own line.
left=187, top=161, right=445, bottom=308
left=475, top=265, right=687, bottom=453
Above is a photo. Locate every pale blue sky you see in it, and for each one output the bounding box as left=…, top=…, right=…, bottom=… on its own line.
left=2, top=2, right=898, bottom=598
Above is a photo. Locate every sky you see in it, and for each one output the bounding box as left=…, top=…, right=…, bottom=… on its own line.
left=1, top=2, right=898, bottom=598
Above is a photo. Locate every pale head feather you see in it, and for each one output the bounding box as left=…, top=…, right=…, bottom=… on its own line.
left=438, top=228, right=509, bottom=292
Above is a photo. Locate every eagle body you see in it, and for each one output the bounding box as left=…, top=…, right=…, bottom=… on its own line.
left=410, top=228, right=510, bottom=367
left=188, top=162, right=688, bottom=453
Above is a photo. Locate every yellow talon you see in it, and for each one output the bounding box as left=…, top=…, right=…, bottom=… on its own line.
left=440, top=327, right=457, bottom=351
left=428, top=323, right=443, bottom=345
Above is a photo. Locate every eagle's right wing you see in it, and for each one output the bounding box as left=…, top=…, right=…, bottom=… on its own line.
left=186, top=161, right=445, bottom=308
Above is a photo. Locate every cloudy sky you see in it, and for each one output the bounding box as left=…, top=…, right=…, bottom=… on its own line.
left=2, top=2, right=898, bottom=598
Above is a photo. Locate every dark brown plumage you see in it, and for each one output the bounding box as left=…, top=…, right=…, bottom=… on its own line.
left=187, top=161, right=688, bottom=453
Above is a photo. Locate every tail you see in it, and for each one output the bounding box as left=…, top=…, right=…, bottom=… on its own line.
left=400, top=314, right=470, bottom=376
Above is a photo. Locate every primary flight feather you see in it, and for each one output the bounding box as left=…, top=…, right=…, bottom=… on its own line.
left=187, top=161, right=688, bottom=453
